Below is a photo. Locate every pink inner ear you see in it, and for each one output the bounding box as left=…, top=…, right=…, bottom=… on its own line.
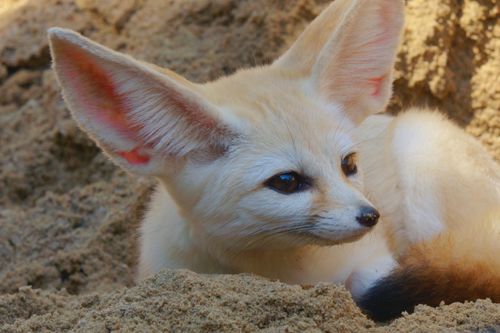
left=368, top=76, right=385, bottom=97
left=117, top=147, right=151, bottom=165
left=59, top=40, right=144, bottom=140
left=58, top=40, right=153, bottom=163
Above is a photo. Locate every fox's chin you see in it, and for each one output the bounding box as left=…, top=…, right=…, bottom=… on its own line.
left=300, top=229, right=370, bottom=246
left=217, top=228, right=371, bottom=251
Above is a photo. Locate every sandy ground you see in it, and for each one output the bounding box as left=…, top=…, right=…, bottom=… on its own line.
left=0, top=0, right=498, bottom=331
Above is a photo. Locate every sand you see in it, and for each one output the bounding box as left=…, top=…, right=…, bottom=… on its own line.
left=0, top=0, right=498, bottom=331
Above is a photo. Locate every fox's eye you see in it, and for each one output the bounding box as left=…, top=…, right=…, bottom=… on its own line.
left=341, top=153, right=358, bottom=177
left=265, top=171, right=310, bottom=194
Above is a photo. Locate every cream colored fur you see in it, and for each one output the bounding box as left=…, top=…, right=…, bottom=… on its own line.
left=348, top=111, right=500, bottom=298
left=48, top=0, right=499, bottom=300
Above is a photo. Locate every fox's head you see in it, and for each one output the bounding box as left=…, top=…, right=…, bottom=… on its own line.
left=48, top=0, right=404, bottom=252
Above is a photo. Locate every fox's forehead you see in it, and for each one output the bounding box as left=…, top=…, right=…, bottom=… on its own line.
left=203, top=67, right=355, bottom=153
left=202, top=67, right=356, bottom=174
left=203, top=67, right=312, bottom=119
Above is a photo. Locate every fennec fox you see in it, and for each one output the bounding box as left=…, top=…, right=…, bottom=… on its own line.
left=49, top=0, right=499, bottom=321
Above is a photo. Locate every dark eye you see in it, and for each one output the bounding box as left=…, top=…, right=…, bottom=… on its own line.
left=341, top=153, right=358, bottom=177
left=265, top=171, right=310, bottom=194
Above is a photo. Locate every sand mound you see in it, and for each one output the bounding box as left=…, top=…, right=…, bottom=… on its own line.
left=0, top=0, right=498, bottom=331
left=2, top=271, right=499, bottom=332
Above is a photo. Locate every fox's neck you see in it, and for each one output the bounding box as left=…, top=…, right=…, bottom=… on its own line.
left=173, top=208, right=324, bottom=283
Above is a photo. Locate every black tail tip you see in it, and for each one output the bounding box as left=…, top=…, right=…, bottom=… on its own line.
left=356, top=273, right=424, bottom=322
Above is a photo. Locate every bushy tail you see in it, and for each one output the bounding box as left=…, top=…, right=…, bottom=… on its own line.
left=358, top=219, right=500, bottom=321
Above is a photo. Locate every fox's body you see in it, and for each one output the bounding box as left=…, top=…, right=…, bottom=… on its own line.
left=359, top=111, right=500, bottom=253
left=48, top=0, right=499, bottom=321
left=353, top=112, right=500, bottom=319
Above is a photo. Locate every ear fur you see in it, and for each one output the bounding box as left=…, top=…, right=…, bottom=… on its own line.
left=275, top=0, right=405, bottom=123
left=48, top=28, right=234, bottom=176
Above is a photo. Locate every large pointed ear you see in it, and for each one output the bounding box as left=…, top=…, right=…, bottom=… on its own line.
left=274, top=0, right=404, bottom=123
left=48, top=28, right=236, bottom=176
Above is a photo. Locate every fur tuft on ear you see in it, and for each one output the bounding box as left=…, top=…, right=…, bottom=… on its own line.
left=275, top=0, right=404, bottom=123
left=48, top=28, right=234, bottom=176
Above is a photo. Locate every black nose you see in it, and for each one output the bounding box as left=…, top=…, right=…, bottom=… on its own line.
left=356, top=206, right=380, bottom=227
